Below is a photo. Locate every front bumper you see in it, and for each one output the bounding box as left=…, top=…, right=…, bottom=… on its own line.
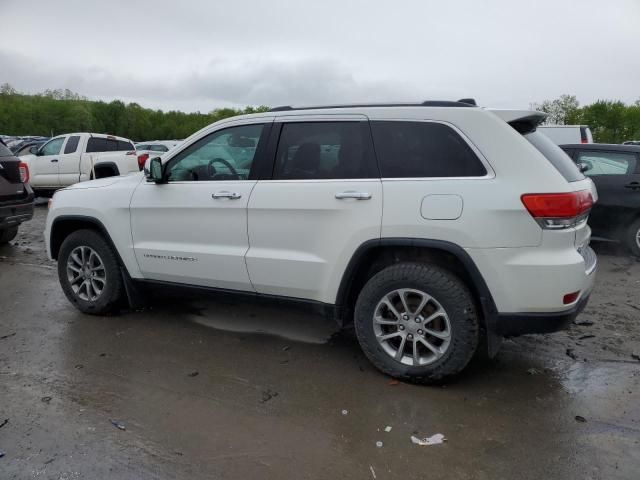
left=493, top=292, right=591, bottom=337
left=0, top=196, right=34, bottom=229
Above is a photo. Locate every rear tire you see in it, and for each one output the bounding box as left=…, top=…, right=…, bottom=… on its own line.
left=354, top=262, right=479, bottom=384
left=0, top=226, right=18, bottom=244
left=626, top=217, right=640, bottom=257
left=58, top=229, right=124, bottom=314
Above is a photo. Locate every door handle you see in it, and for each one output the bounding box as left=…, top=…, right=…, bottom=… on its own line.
left=50, top=159, right=58, bottom=163
left=624, top=182, right=640, bottom=190
left=335, top=191, right=372, bottom=200
left=212, top=191, right=242, bottom=199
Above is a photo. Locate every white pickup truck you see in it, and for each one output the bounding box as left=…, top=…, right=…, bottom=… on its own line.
left=21, top=133, right=138, bottom=195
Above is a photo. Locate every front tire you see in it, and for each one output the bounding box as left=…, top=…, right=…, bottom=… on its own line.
left=58, top=229, right=124, bottom=314
left=0, top=226, right=19, bottom=244
left=626, top=217, right=640, bottom=257
left=354, top=263, right=479, bottom=384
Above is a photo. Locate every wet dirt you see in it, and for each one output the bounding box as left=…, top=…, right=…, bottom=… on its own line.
left=0, top=206, right=639, bottom=479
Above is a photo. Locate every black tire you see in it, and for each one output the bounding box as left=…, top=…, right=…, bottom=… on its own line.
left=58, top=229, right=124, bottom=314
left=0, top=226, right=18, bottom=244
left=626, top=217, right=640, bottom=257
left=354, top=262, right=479, bottom=384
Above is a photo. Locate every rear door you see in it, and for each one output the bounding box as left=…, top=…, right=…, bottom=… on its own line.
left=29, top=136, right=65, bottom=187
left=246, top=116, right=382, bottom=303
left=575, top=149, right=640, bottom=239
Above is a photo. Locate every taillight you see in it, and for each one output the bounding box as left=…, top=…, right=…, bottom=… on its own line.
left=19, top=161, right=29, bottom=183
left=137, top=153, right=149, bottom=170
left=581, top=139, right=588, bottom=144
left=521, top=190, right=593, bottom=229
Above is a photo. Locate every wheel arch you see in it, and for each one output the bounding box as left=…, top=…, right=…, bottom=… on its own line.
left=93, top=161, right=120, bottom=179
left=50, top=215, right=122, bottom=265
left=336, top=238, right=498, bottom=329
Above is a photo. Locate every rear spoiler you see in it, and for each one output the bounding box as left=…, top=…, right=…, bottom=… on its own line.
left=490, top=110, right=547, bottom=135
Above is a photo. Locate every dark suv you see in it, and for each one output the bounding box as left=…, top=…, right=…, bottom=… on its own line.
left=0, top=142, right=34, bottom=244
left=561, top=143, right=640, bottom=256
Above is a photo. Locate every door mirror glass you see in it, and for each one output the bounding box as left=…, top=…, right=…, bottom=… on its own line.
left=147, top=157, right=164, bottom=182
left=577, top=162, right=591, bottom=173
left=29, top=146, right=40, bottom=155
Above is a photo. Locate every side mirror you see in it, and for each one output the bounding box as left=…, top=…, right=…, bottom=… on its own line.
left=146, top=156, right=164, bottom=182
left=30, top=146, right=40, bottom=155
left=577, top=162, right=591, bottom=173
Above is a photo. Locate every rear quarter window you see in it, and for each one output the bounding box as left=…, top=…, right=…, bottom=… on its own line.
left=370, top=121, right=487, bottom=178
left=525, top=131, right=584, bottom=182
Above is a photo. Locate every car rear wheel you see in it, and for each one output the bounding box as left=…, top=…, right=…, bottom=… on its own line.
left=354, top=262, right=479, bottom=384
left=58, top=229, right=124, bottom=314
left=627, top=217, right=640, bottom=257
left=0, top=226, right=19, bottom=244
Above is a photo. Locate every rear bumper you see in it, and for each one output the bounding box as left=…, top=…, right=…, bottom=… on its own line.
left=0, top=195, right=34, bottom=229
left=494, top=292, right=591, bottom=337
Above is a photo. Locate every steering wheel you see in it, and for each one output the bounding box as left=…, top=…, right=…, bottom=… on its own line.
left=207, top=158, right=238, bottom=178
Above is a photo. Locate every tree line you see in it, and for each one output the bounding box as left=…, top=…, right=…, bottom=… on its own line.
left=531, top=94, right=640, bottom=143
left=0, top=83, right=269, bottom=141
left=1, top=84, right=639, bottom=143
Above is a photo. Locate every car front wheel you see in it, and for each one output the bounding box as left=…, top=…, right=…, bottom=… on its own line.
left=58, top=229, right=124, bottom=314
left=627, top=217, right=640, bottom=257
left=354, top=262, right=480, bottom=384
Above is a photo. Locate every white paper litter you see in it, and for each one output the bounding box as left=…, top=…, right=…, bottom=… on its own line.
left=384, top=426, right=392, bottom=432
left=341, top=409, right=348, bottom=416
left=410, top=433, right=446, bottom=446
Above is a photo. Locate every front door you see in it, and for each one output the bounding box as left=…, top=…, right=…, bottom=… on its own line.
left=30, top=136, right=65, bottom=188
left=246, top=117, right=382, bottom=303
left=130, top=119, right=272, bottom=290
left=576, top=149, right=640, bottom=238
left=57, top=135, right=82, bottom=186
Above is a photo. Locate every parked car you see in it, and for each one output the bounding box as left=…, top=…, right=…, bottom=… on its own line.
left=538, top=125, right=593, bottom=145
left=134, top=140, right=181, bottom=170
left=0, top=142, right=34, bottom=243
left=561, top=143, right=640, bottom=256
left=21, top=133, right=138, bottom=196
left=12, top=139, right=48, bottom=157
left=622, top=140, right=640, bottom=146
left=45, top=100, right=597, bottom=383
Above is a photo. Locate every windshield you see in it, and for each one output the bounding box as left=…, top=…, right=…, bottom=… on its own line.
left=524, top=131, right=585, bottom=182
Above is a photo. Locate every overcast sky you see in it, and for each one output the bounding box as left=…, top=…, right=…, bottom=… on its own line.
left=1, top=0, right=639, bottom=112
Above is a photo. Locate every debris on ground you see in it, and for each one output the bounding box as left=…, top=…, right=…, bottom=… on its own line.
left=41, top=396, right=52, bottom=403
left=369, top=465, right=377, bottom=479
left=341, top=409, right=348, bottom=415
left=109, top=419, right=126, bottom=431
left=74, top=364, right=84, bottom=369
left=281, top=345, right=291, bottom=352
left=575, top=415, right=587, bottom=423
left=99, top=353, right=107, bottom=357
left=579, top=334, right=596, bottom=340
left=411, top=433, right=446, bottom=446
left=0, top=419, right=8, bottom=429
left=573, top=319, right=594, bottom=326
left=384, top=426, right=392, bottom=433
left=388, top=379, right=400, bottom=386
left=566, top=348, right=578, bottom=360
left=375, top=441, right=383, bottom=448
left=0, top=332, right=16, bottom=340
left=260, top=389, right=278, bottom=403
left=0, top=450, right=5, bottom=458
left=526, top=368, right=541, bottom=375
left=187, top=371, right=199, bottom=377
left=632, top=353, right=640, bottom=362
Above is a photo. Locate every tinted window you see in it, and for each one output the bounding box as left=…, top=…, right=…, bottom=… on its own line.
left=136, top=144, right=150, bottom=150
left=86, top=138, right=110, bottom=152
left=118, top=140, right=134, bottom=151
left=371, top=121, right=486, bottom=178
left=577, top=151, right=636, bottom=176
left=273, top=122, right=374, bottom=180
left=148, top=144, right=169, bottom=152
left=41, top=137, right=65, bottom=156
left=64, top=135, right=80, bottom=154
left=525, top=131, right=584, bottom=182
left=168, top=124, right=264, bottom=181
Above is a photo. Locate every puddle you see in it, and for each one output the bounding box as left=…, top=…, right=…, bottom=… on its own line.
left=187, top=299, right=340, bottom=344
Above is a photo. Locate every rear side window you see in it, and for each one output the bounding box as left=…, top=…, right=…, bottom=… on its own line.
left=64, top=135, right=80, bottom=154
left=370, top=121, right=487, bottom=178
left=576, top=150, right=637, bottom=176
left=273, top=122, right=376, bottom=179
left=525, top=131, right=584, bottom=182
left=118, top=140, right=135, bottom=151
left=86, top=138, right=133, bottom=152
left=148, top=144, right=169, bottom=152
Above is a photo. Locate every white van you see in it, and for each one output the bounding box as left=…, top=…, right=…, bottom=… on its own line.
left=538, top=125, right=593, bottom=145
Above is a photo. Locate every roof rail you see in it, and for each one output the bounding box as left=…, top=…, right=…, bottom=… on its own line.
left=268, top=100, right=477, bottom=112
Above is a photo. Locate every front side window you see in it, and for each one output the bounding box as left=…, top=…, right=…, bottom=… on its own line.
left=64, top=135, right=80, bottom=154
left=41, top=137, right=65, bottom=156
left=149, top=144, right=169, bottom=152
left=273, top=122, right=374, bottom=180
left=577, top=151, right=636, bottom=176
left=371, top=121, right=487, bottom=178
left=168, top=124, right=264, bottom=181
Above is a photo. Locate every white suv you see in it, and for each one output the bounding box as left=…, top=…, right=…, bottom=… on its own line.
left=45, top=100, right=597, bottom=383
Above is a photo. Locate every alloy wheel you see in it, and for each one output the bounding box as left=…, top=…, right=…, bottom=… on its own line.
left=66, top=246, right=107, bottom=302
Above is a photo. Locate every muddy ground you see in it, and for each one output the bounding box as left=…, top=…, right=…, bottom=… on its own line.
left=1, top=205, right=639, bottom=479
